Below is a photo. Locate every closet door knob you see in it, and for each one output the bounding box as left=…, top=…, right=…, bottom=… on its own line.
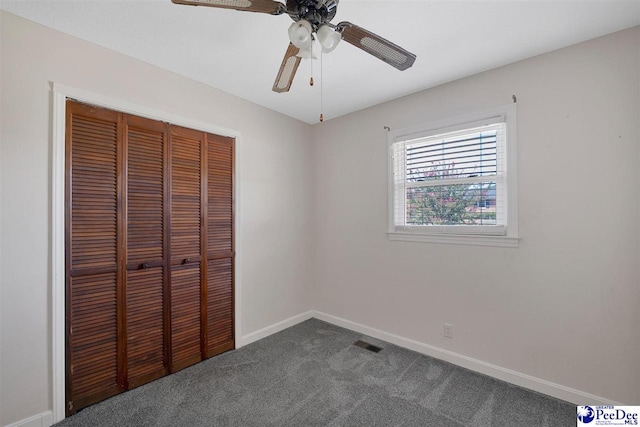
left=140, top=262, right=151, bottom=269
left=182, top=258, right=191, bottom=265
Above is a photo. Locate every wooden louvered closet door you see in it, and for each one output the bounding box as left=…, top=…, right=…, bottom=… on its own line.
left=124, top=115, right=169, bottom=387
left=66, top=100, right=234, bottom=416
left=65, top=102, right=122, bottom=413
left=206, top=134, right=235, bottom=357
left=169, top=126, right=203, bottom=371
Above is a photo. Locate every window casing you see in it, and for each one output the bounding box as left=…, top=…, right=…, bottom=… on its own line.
left=388, top=105, right=518, bottom=247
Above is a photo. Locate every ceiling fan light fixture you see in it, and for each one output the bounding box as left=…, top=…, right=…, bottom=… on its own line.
left=288, top=20, right=312, bottom=49
left=295, top=40, right=317, bottom=59
left=317, top=24, right=341, bottom=53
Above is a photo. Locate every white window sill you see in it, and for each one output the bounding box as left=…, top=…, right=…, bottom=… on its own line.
left=388, top=232, right=520, bottom=248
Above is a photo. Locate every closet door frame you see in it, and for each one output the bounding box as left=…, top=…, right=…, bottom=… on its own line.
left=52, top=84, right=242, bottom=423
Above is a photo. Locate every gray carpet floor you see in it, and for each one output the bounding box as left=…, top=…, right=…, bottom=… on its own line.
left=57, top=318, right=576, bottom=426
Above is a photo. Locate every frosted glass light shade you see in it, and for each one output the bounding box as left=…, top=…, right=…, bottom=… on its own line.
left=296, top=40, right=318, bottom=59
left=317, top=25, right=341, bottom=53
left=288, top=20, right=312, bottom=49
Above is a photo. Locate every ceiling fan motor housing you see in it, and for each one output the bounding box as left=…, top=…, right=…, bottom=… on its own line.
left=286, top=0, right=338, bottom=30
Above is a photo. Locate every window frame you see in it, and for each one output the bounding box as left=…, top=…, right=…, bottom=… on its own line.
left=387, top=104, right=519, bottom=248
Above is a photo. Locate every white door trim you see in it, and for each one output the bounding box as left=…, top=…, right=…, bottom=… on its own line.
left=50, top=82, right=243, bottom=423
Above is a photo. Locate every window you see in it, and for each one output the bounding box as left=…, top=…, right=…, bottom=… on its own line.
left=388, top=105, right=518, bottom=247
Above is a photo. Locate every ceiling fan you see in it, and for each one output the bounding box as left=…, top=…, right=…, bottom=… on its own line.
left=171, top=0, right=417, bottom=93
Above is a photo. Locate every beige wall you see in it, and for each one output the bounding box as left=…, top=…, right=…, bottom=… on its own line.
left=0, top=12, right=314, bottom=425
left=311, top=26, right=640, bottom=404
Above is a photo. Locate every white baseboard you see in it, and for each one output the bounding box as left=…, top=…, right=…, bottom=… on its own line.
left=312, top=310, right=623, bottom=406
left=3, top=411, right=53, bottom=427
left=240, top=310, right=314, bottom=347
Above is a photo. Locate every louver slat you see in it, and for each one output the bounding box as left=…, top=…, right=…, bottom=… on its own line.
left=207, top=135, right=234, bottom=255
left=171, top=264, right=202, bottom=370
left=69, top=273, right=118, bottom=401
left=171, top=131, right=201, bottom=261
left=207, top=258, right=234, bottom=354
left=126, top=269, right=166, bottom=386
left=70, top=114, right=118, bottom=271
left=127, top=120, right=165, bottom=263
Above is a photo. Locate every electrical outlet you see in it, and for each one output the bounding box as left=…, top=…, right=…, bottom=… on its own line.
left=444, top=323, right=453, bottom=338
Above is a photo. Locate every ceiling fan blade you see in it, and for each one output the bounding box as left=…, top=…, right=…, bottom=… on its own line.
left=171, top=0, right=285, bottom=15
left=272, top=43, right=301, bottom=93
left=337, top=22, right=416, bottom=71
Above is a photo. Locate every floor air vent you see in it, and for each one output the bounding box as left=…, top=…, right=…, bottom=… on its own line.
left=353, top=340, right=383, bottom=353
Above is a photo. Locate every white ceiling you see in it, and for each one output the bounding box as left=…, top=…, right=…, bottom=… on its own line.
left=2, top=0, right=639, bottom=124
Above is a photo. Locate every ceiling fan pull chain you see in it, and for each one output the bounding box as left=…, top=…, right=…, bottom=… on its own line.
left=320, top=50, right=324, bottom=123
left=310, top=38, right=314, bottom=86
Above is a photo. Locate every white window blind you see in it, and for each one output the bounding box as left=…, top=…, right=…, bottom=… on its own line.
left=391, top=113, right=512, bottom=238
